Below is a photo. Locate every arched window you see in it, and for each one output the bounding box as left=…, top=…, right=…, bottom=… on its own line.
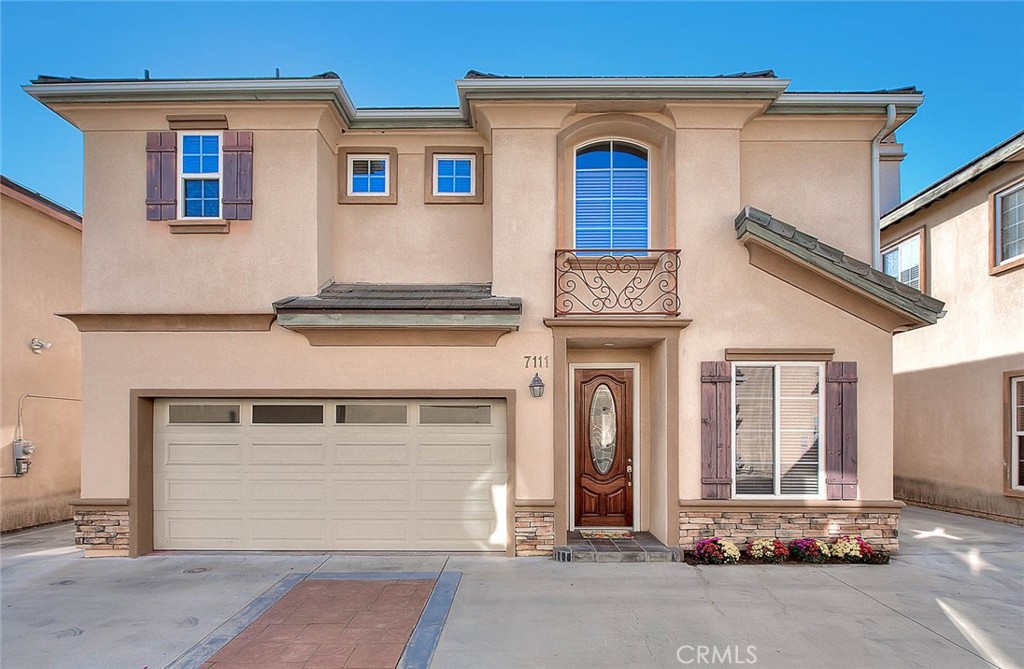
left=574, top=140, right=649, bottom=252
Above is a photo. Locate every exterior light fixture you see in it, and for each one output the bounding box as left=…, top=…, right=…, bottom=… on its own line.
left=30, top=338, right=52, bottom=354
left=529, top=373, right=545, bottom=398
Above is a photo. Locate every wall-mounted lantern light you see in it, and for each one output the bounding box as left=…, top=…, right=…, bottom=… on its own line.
left=529, top=373, right=545, bottom=398
left=30, top=338, right=52, bottom=354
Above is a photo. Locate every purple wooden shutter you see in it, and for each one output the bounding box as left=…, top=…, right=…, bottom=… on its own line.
left=826, top=361, right=858, bottom=500
left=222, top=131, right=253, bottom=220
left=146, top=132, right=176, bottom=220
left=700, top=361, right=732, bottom=499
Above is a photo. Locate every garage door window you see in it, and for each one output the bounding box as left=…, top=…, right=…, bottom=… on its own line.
left=336, top=404, right=408, bottom=424
left=168, top=404, right=240, bottom=424
left=420, top=404, right=491, bottom=424
left=252, top=404, right=324, bottom=424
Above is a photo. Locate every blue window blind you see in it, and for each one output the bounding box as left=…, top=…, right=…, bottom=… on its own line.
left=351, top=158, right=388, bottom=194
left=574, top=141, right=649, bottom=253
left=436, top=158, right=473, bottom=194
left=182, top=134, right=220, bottom=218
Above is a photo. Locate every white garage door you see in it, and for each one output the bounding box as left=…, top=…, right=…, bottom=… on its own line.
left=153, top=399, right=507, bottom=551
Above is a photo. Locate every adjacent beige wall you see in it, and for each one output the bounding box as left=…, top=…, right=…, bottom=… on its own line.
left=884, top=161, right=1024, bottom=521
left=1, top=195, right=82, bottom=531
left=67, top=99, right=899, bottom=536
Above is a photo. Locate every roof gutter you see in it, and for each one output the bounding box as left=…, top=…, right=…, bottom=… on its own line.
left=769, top=92, right=924, bottom=115
left=455, top=77, right=792, bottom=117
left=24, top=78, right=360, bottom=125
left=871, top=104, right=898, bottom=270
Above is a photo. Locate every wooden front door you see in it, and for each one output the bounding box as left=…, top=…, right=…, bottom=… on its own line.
left=574, top=368, right=634, bottom=527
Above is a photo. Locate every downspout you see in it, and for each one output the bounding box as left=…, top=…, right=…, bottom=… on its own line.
left=871, top=103, right=898, bottom=270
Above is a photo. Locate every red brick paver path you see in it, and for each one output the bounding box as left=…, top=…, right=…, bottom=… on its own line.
left=201, top=579, right=435, bottom=669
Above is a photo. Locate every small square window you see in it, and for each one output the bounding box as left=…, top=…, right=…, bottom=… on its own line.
left=179, top=132, right=221, bottom=219
left=348, top=155, right=390, bottom=196
left=433, top=155, right=475, bottom=196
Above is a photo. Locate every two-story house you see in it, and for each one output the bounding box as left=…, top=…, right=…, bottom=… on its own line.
left=25, top=70, right=943, bottom=558
left=881, top=130, right=1024, bottom=524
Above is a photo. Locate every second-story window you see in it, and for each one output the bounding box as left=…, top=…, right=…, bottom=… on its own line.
left=180, top=132, right=221, bottom=218
left=882, top=233, right=921, bottom=290
left=574, top=140, right=649, bottom=254
left=348, top=155, right=389, bottom=196
left=433, top=155, right=475, bottom=196
left=996, top=181, right=1023, bottom=265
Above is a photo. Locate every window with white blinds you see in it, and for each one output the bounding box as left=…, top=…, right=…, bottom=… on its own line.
left=882, top=233, right=921, bottom=290
left=574, top=140, right=649, bottom=253
left=734, top=363, right=824, bottom=497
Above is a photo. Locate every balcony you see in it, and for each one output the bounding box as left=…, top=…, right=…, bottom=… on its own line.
left=554, top=249, right=681, bottom=317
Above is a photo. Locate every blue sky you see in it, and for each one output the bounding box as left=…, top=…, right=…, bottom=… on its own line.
left=2, top=1, right=1022, bottom=214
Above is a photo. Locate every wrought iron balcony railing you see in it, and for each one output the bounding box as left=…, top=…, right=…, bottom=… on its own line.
left=554, top=249, right=681, bottom=316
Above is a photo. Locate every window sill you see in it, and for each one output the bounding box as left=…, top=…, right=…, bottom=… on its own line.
left=990, top=254, right=1024, bottom=276
left=167, top=219, right=230, bottom=234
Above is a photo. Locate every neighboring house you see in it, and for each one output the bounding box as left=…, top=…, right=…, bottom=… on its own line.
left=881, top=130, right=1024, bottom=523
left=24, top=70, right=944, bottom=558
left=0, top=176, right=82, bottom=532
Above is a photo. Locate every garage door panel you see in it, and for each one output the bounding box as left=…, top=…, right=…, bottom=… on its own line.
left=163, top=517, right=244, bottom=545
left=161, top=440, right=242, bottom=466
left=334, top=442, right=409, bottom=465
left=333, top=479, right=412, bottom=505
left=249, top=479, right=328, bottom=504
left=157, top=478, right=243, bottom=506
left=154, top=399, right=507, bottom=551
left=250, top=441, right=327, bottom=465
left=418, top=441, right=503, bottom=468
left=249, top=518, right=327, bottom=543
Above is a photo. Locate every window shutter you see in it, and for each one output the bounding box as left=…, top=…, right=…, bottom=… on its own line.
left=146, top=132, right=177, bottom=221
left=222, top=131, right=253, bottom=220
left=825, top=361, right=858, bottom=500
left=700, top=361, right=732, bottom=499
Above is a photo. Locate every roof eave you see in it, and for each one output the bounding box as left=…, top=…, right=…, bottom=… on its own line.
left=769, top=92, right=925, bottom=115
left=882, top=131, right=1024, bottom=229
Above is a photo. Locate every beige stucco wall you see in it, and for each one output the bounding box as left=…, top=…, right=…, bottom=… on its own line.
left=66, top=99, right=899, bottom=540
left=0, top=195, right=82, bottom=531
left=883, top=161, right=1024, bottom=521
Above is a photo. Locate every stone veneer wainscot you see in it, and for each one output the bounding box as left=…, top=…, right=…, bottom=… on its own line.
left=678, top=506, right=900, bottom=552
left=74, top=508, right=130, bottom=557
left=514, top=510, right=555, bottom=556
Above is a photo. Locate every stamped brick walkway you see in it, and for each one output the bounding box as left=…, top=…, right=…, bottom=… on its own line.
left=200, top=579, right=435, bottom=669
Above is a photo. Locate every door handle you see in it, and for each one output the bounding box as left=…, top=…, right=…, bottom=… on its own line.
left=626, top=463, right=633, bottom=486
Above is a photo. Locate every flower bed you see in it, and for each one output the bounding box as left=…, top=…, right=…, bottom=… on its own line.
left=683, top=535, right=890, bottom=565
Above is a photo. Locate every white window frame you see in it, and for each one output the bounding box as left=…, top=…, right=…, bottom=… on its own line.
left=1012, top=375, right=1024, bottom=491
left=432, top=153, right=477, bottom=197
left=995, top=181, right=1024, bottom=265
left=881, top=232, right=922, bottom=290
left=571, top=138, right=652, bottom=252
left=177, top=130, right=223, bottom=220
left=731, top=361, right=826, bottom=500
left=347, top=154, right=391, bottom=197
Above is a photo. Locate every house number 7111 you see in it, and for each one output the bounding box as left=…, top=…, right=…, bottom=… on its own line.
left=524, top=356, right=549, bottom=368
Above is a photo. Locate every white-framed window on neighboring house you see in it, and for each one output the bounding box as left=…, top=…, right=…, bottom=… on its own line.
left=179, top=131, right=221, bottom=219
left=996, top=181, right=1024, bottom=265
left=732, top=362, right=825, bottom=498
left=882, top=232, right=921, bottom=290
left=574, top=139, right=650, bottom=254
left=1012, top=375, right=1024, bottom=491
left=348, top=154, right=390, bottom=196
left=433, top=154, right=476, bottom=196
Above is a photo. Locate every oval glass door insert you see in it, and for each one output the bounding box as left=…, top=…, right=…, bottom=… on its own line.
left=589, top=384, right=617, bottom=475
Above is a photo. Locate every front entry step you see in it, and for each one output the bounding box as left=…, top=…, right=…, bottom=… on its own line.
left=553, top=531, right=682, bottom=563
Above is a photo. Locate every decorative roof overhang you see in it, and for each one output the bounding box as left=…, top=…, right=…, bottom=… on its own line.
left=273, top=283, right=522, bottom=347
left=734, top=206, right=945, bottom=333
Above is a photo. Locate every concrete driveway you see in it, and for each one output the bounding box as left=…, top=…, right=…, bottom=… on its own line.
left=1, top=506, right=1021, bottom=669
